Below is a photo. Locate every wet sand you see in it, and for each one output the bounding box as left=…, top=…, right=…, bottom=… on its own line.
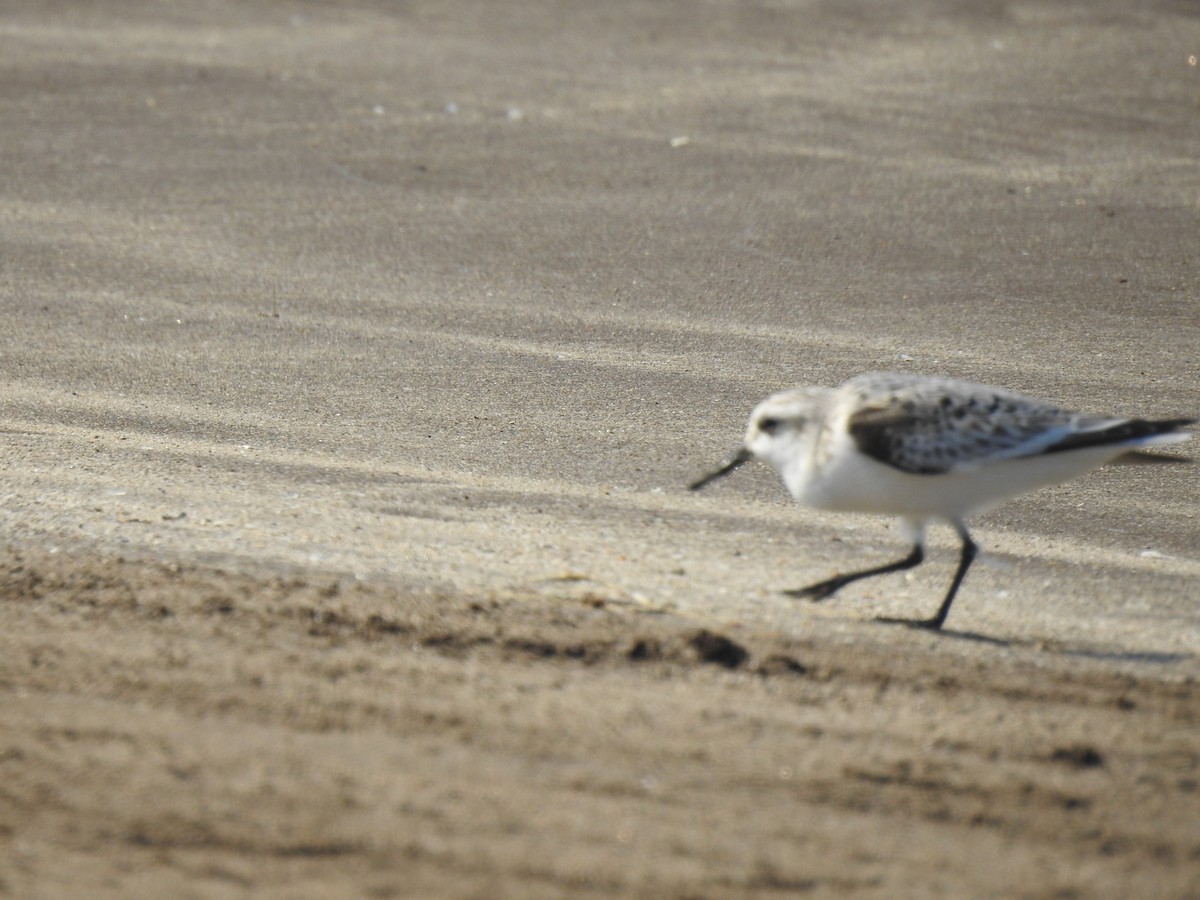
left=2, top=1, right=1198, bottom=896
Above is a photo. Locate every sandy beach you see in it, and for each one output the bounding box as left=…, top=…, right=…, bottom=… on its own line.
left=2, top=1, right=1198, bottom=896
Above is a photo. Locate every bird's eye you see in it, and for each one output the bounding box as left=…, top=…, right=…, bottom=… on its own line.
left=759, top=417, right=781, bottom=435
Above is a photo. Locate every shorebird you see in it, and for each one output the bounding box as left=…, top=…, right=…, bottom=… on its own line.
left=689, top=372, right=1193, bottom=630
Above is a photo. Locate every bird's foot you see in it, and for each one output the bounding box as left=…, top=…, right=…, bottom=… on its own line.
left=782, top=578, right=848, bottom=602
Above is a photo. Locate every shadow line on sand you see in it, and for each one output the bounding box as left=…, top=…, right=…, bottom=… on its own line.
left=872, top=619, right=1193, bottom=664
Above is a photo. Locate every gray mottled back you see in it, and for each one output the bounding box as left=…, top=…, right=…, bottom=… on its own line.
left=841, top=373, right=1079, bottom=475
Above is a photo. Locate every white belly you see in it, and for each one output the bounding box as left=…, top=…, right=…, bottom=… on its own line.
left=783, top=442, right=1124, bottom=521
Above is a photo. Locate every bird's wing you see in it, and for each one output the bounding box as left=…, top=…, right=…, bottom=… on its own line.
left=845, top=380, right=1077, bottom=475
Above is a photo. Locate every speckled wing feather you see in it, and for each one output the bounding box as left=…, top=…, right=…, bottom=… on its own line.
left=843, top=375, right=1081, bottom=475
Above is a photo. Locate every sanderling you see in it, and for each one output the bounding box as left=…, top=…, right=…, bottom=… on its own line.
left=690, top=372, right=1193, bottom=631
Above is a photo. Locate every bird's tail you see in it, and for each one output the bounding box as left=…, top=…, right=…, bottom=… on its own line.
left=1046, top=417, right=1194, bottom=456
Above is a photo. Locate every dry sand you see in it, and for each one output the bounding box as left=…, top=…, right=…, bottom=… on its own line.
left=1, top=1, right=1198, bottom=897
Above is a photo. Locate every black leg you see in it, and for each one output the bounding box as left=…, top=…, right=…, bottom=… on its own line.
left=878, top=525, right=977, bottom=631
left=783, top=544, right=925, bottom=602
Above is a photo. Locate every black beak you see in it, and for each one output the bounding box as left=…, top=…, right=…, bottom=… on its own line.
left=688, top=448, right=752, bottom=491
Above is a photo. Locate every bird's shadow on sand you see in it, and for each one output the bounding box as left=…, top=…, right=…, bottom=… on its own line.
left=872, top=618, right=1012, bottom=647
left=873, top=618, right=1191, bottom=664
left=1055, top=646, right=1192, bottom=665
